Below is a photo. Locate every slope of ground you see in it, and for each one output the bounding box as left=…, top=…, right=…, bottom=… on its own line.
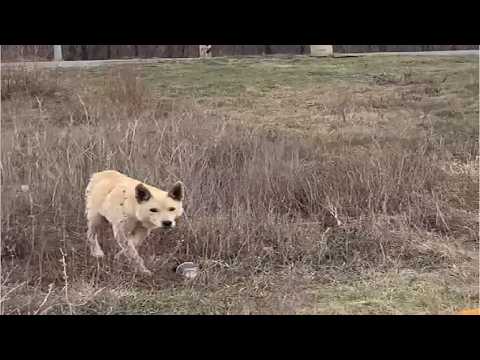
left=1, top=55, right=478, bottom=314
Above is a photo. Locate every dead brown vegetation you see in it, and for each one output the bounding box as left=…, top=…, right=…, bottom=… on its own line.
left=1, top=58, right=478, bottom=314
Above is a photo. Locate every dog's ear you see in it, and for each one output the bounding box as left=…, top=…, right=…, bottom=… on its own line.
left=135, top=183, right=151, bottom=203
left=168, top=181, right=184, bottom=201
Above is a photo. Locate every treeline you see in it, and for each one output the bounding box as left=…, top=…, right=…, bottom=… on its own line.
left=1, top=45, right=477, bottom=62
left=0, top=45, right=310, bottom=61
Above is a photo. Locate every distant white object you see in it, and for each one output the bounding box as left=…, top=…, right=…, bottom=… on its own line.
left=310, top=45, right=333, bottom=57
left=199, top=45, right=212, bottom=58
left=176, top=262, right=199, bottom=279
left=21, top=185, right=29, bottom=193
left=54, top=45, right=63, bottom=61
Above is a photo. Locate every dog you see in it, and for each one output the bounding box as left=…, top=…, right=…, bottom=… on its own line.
left=85, top=170, right=184, bottom=276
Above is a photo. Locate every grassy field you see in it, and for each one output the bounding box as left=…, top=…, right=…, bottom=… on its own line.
left=1, top=55, right=478, bottom=314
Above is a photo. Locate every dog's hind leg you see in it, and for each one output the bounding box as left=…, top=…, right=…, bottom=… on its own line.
left=87, top=213, right=105, bottom=258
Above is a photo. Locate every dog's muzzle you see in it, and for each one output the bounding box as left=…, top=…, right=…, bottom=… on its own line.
left=161, top=220, right=173, bottom=228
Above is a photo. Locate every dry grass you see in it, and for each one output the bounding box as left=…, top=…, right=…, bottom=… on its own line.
left=1, top=56, right=478, bottom=314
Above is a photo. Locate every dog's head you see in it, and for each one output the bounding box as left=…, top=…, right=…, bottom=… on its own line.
left=134, top=181, right=184, bottom=229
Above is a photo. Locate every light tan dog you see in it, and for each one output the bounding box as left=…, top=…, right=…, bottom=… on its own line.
left=85, top=170, right=184, bottom=276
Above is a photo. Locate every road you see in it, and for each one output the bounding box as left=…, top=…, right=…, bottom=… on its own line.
left=336, top=50, right=479, bottom=57
left=1, top=57, right=194, bottom=69
left=1, top=50, right=478, bottom=70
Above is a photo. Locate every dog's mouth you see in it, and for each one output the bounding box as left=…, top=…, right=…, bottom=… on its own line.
left=151, top=220, right=175, bottom=230
left=159, top=225, right=175, bottom=230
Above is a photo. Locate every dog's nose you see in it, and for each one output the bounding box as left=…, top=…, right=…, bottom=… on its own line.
left=162, top=220, right=172, bottom=227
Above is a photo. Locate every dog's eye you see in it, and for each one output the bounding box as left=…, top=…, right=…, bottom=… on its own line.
left=150, top=208, right=159, bottom=213
left=168, top=207, right=176, bottom=212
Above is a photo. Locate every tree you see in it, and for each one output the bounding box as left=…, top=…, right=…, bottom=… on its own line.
left=81, top=45, right=88, bottom=60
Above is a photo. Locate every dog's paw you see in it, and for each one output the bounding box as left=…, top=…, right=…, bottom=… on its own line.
left=91, top=248, right=105, bottom=258
left=140, top=268, right=153, bottom=277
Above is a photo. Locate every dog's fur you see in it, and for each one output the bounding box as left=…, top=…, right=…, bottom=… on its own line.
left=85, top=170, right=184, bottom=276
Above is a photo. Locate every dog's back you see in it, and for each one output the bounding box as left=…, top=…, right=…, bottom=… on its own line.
left=85, top=170, right=127, bottom=215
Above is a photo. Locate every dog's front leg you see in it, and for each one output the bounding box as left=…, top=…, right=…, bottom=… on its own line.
left=114, top=227, right=148, bottom=260
left=113, top=221, right=152, bottom=276
left=114, top=249, right=126, bottom=261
